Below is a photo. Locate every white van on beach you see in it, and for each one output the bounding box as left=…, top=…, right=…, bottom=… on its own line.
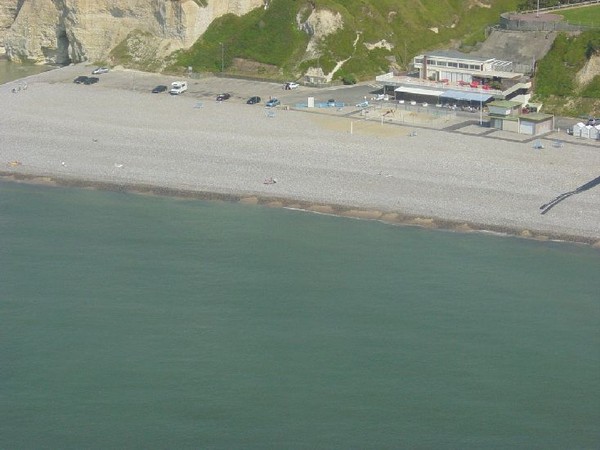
left=170, top=81, right=188, bottom=95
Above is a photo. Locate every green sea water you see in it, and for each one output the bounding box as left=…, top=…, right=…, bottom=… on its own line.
left=0, top=59, right=54, bottom=85
left=1, top=181, right=599, bottom=449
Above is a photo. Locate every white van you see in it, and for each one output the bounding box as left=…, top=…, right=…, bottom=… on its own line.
left=170, top=81, right=188, bottom=95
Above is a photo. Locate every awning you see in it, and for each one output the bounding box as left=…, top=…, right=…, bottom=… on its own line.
left=440, top=89, right=494, bottom=102
left=394, top=86, right=446, bottom=96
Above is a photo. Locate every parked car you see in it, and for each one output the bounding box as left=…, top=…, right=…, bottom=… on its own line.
left=327, top=99, right=336, bottom=107
left=356, top=100, right=369, bottom=108
left=265, top=98, right=280, bottom=107
left=247, top=96, right=261, bottom=105
left=83, top=77, right=99, bottom=85
left=73, top=76, right=88, bottom=84
left=283, top=82, right=299, bottom=90
left=152, top=85, right=167, bottom=93
left=216, top=93, right=231, bottom=101
left=92, top=67, right=109, bottom=74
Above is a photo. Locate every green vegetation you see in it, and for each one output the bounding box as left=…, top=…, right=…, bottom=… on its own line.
left=517, top=0, right=592, bottom=11
left=173, top=0, right=520, bottom=81
left=557, top=5, right=600, bottom=27
left=175, top=0, right=308, bottom=76
left=533, top=30, right=600, bottom=116
left=110, top=30, right=169, bottom=72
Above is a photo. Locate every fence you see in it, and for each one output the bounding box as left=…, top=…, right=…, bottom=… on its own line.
left=501, top=2, right=600, bottom=32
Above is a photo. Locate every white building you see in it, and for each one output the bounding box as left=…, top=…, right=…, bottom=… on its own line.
left=375, top=50, right=531, bottom=107
left=413, top=50, right=516, bottom=84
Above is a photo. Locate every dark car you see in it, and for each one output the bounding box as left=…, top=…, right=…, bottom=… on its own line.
left=152, top=85, right=167, bottom=93
left=83, top=77, right=99, bottom=85
left=216, top=93, right=231, bottom=101
left=74, top=76, right=88, bottom=84
left=247, top=96, right=261, bottom=105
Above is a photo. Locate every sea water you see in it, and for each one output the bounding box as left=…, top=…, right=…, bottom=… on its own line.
left=1, top=181, right=599, bottom=449
left=0, top=59, right=54, bottom=85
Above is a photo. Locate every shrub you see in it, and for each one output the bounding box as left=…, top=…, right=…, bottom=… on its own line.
left=342, top=74, right=357, bottom=85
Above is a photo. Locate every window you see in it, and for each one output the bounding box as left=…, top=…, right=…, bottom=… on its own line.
left=459, top=63, right=469, bottom=69
left=448, top=62, right=458, bottom=68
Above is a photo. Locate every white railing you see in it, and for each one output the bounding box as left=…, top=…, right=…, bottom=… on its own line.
left=376, top=75, right=504, bottom=95
left=519, top=0, right=600, bottom=15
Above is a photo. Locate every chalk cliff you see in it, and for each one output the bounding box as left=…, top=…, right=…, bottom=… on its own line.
left=0, top=0, right=264, bottom=64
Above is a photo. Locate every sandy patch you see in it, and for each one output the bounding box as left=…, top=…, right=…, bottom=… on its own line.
left=239, top=196, right=259, bottom=205
left=341, top=209, right=383, bottom=220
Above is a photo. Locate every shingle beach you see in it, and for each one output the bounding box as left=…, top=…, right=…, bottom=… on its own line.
left=2, top=65, right=599, bottom=245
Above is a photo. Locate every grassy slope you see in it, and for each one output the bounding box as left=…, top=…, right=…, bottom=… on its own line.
left=173, top=0, right=519, bottom=80
left=557, top=4, right=600, bottom=26
left=533, top=21, right=600, bottom=117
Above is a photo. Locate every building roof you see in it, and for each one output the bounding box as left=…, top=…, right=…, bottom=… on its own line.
left=488, top=100, right=522, bottom=108
left=472, top=69, right=523, bottom=80
left=440, top=90, right=494, bottom=102
left=519, top=113, right=554, bottom=122
left=419, top=50, right=492, bottom=62
left=394, top=86, right=446, bottom=96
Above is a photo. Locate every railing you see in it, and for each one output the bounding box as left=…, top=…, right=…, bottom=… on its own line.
left=519, top=0, right=600, bottom=15
left=375, top=74, right=504, bottom=95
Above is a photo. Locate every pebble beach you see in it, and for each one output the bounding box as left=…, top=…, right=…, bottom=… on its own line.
left=1, top=64, right=599, bottom=245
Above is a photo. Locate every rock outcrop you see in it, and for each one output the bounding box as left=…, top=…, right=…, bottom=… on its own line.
left=0, top=0, right=264, bottom=64
left=576, top=53, right=600, bottom=86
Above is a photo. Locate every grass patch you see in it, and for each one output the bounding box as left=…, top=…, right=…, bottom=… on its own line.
left=557, top=5, right=600, bottom=27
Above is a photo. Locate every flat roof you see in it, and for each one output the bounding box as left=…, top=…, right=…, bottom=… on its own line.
left=418, top=50, right=492, bottom=62
left=520, top=113, right=554, bottom=122
left=394, top=86, right=446, bottom=96
left=440, top=90, right=494, bottom=102
left=472, top=69, right=523, bottom=79
left=488, top=100, right=522, bottom=108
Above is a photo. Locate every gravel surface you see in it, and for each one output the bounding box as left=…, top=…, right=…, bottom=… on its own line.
left=2, top=65, right=599, bottom=244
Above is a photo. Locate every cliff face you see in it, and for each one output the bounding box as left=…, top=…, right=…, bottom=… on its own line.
left=0, top=0, right=264, bottom=64
left=0, top=0, right=18, bottom=55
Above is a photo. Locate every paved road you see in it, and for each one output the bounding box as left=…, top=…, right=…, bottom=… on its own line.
left=64, top=65, right=383, bottom=107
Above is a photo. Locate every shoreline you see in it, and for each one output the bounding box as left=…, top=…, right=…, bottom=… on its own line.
left=1, top=65, right=599, bottom=247
left=3, top=171, right=598, bottom=247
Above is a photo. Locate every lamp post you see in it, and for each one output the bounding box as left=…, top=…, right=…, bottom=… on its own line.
left=220, top=42, right=224, bottom=73
left=479, top=85, right=483, bottom=126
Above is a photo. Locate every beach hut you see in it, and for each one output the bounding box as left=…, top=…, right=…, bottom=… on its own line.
left=518, top=113, right=554, bottom=135
left=590, top=125, right=600, bottom=140
left=596, top=125, right=600, bottom=140
left=572, top=122, right=586, bottom=138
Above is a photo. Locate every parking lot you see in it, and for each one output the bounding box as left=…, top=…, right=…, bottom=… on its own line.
left=46, top=64, right=588, bottom=142
left=55, top=64, right=381, bottom=108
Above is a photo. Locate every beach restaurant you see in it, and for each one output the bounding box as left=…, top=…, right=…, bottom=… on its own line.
left=375, top=49, right=531, bottom=106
